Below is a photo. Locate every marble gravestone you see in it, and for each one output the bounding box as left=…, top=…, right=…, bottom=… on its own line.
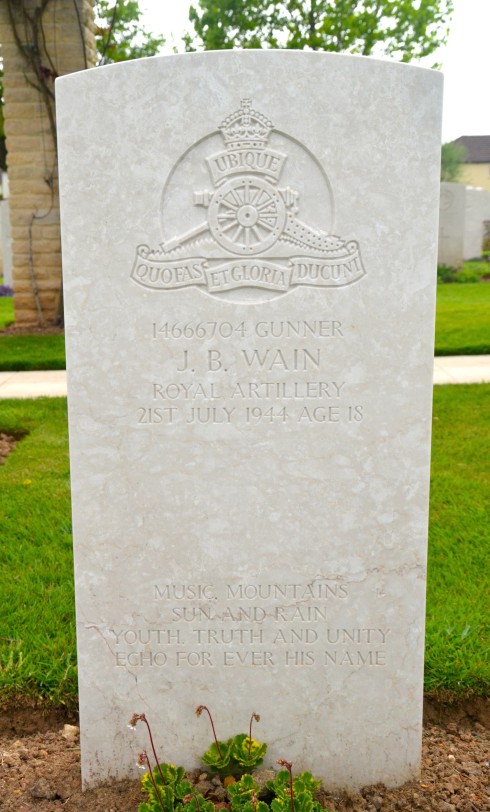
left=438, top=182, right=466, bottom=267
left=463, top=186, right=490, bottom=260
left=56, top=52, right=442, bottom=790
left=438, top=181, right=490, bottom=266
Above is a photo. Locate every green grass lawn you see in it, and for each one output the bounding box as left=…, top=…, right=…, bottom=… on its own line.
left=435, top=283, right=490, bottom=356
left=0, top=293, right=65, bottom=370
left=0, top=398, right=75, bottom=706
left=0, top=295, right=14, bottom=330
left=0, top=334, right=66, bottom=370
left=425, top=384, right=490, bottom=697
left=0, top=386, right=488, bottom=708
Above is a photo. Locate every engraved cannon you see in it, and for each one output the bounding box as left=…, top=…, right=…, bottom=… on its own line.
left=194, top=178, right=299, bottom=255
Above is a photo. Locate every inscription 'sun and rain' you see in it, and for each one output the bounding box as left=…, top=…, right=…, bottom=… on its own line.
left=131, top=99, right=365, bottom=298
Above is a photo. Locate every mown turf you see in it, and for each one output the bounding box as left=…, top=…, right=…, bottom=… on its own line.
left=0, top=334, right=66, bottom=371
left=435, top=284, right=490, bottom=355
left=425, top=384, right=490, bottom=698
left=0, top=387, right=488, bottom=706
left=0, top=296, right=14, bottom=330
left=0, top=398, right=76, bottom=706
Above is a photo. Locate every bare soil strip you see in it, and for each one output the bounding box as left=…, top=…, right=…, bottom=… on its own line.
left=0, top=701, right=488, bottom=812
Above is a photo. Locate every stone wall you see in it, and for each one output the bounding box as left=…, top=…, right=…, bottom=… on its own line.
left=0, top=0, right=96, bottom=325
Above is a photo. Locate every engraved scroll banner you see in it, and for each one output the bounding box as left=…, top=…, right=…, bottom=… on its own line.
left=291, top=243, right=365, bottom=287
left=132, top=245, right=365, bottom=292
left=205, top=260, right=291, bottom=292
left=132, top=248, right=207, bottom=290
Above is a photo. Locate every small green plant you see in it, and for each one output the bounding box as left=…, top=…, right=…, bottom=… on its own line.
left=197, top=706, right=267, bottom=775
left=129, top=713, right=198, bottom=812
left=268, top=762, right=322, bottom=812
left=227, top=763, right=323, bottom=812
left=137, top=751, right=199, bottom=812
left=231, top=732, right=267, bottom=771
left=130, top=709, right=328, bottom=812
left=227, top=773, right=269, bottom=812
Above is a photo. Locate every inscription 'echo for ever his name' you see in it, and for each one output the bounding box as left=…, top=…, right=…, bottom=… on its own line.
left=57, top=51, right=442, bottom=791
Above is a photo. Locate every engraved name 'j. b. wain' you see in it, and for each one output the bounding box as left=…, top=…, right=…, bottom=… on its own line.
left=131, top=99, right=366, bottom=298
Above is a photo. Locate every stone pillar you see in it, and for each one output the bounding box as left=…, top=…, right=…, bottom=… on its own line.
left=0, top=0, right=96, bottom=325
left=1, top=172, right=13, bottom=286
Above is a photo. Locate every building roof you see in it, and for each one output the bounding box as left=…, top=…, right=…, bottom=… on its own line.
left=451, top=135, right=490, bottom=163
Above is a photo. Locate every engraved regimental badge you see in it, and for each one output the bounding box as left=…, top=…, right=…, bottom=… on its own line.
left=131, top=99, right=365, bottom=301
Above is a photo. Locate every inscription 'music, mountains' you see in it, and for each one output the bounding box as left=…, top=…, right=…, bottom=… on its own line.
left=111, top=578, right=390, bottom=671
left=131, top=99, right=366, bottom=297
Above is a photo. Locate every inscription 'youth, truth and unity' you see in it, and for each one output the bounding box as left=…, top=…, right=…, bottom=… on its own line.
left=109, top=580, right=390, bottom=671
left=131, top=99, right=365, bottom=296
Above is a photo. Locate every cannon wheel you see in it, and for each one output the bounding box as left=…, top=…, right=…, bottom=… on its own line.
left=208, top=176, right=286, bottom=255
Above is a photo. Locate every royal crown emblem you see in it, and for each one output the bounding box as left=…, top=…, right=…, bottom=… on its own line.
left=131, top=99, right=366, bottom=300
left=219, top=97, right=273, bottom=147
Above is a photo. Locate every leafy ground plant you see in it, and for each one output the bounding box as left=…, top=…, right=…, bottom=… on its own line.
left=267, top=763, right=322, bottom=812
left=130, top=710, right=324, bottom=812
left=197, top=705, right=266, bottom=775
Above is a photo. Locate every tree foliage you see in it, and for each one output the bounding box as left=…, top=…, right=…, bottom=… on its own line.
left=95, top=0, right=165, bottom=63
left=441, top=142, right=467, bottom=182
left=185, top=0, right=453, bottom=63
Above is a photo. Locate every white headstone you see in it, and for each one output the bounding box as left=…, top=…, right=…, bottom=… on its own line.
left=463, top=186, right=490, bottom=260
left=438, top=182, right=465, bottom=267
left=57, top=52, right=442, bottom=791
left=438, top=181, right=490, bottom=266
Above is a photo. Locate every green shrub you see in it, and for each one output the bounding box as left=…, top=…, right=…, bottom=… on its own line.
left=437, top=264, right=458, bottom=283
left=437, top=260, right=489, bottom=284
left=454, top=268, right=484, bottom=283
